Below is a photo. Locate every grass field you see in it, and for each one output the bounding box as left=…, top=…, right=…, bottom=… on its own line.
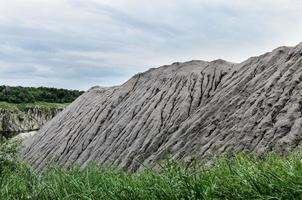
left=1, top=140, right=302, bottom=199
left=0, top=101, right=68, bottom=112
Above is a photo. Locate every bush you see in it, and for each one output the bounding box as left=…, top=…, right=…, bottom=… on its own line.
left=0, top=139, right=21, bottom=171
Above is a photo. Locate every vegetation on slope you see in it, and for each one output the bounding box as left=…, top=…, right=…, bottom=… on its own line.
left=0, top=101, right=68, bottom=112
left=1, top=140, right=302, bottom=200
left=0, top=85, right=84, bottom=104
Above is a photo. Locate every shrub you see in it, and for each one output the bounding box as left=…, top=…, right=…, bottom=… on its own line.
left=0, top=139, right=21, bottom=171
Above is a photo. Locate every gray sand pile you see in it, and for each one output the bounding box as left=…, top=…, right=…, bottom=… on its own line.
left=23, top=42, right=302, bottom=171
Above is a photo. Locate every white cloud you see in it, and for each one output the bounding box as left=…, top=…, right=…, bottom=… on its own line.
left=0, top=0, right=301, bottom=90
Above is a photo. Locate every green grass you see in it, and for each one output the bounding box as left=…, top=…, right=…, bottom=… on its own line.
left=0, top=101, right=68, bottom=112
left=1, top=140, right=302, bottom=199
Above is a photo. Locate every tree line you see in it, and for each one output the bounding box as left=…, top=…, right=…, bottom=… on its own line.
left=0, top=85, right=84, bottom=103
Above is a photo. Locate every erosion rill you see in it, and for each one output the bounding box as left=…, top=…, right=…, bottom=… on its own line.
left=22, top=42, right=302, bottom=171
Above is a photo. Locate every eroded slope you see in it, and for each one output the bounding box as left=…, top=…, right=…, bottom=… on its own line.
left=22, top=42, right=302, bottom=171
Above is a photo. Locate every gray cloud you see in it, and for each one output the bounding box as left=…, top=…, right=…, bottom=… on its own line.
left=0, top=0, right=302, bottom=90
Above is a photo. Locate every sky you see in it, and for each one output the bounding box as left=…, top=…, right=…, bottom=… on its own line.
left=0, top=0, right=302, bottom=90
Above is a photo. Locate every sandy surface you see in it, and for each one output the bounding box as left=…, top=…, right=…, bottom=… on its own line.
left=14, top=131, right=38, bottom=140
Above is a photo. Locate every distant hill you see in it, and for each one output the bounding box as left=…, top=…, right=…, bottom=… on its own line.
left=0, top=85, right=84, bottom=104
left=0, top=86, right=84, bottom=137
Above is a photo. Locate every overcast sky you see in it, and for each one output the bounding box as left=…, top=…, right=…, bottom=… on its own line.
left=0, top=0, right=302, bottom=90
